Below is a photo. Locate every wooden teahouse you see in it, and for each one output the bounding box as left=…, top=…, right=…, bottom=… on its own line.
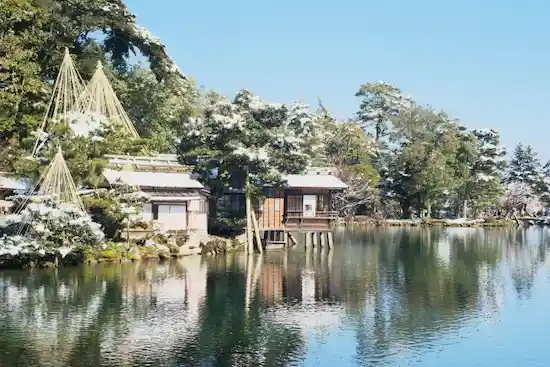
left=217, top=168, right=347, bottom=248
left=101, top=154, right=210, bottom=244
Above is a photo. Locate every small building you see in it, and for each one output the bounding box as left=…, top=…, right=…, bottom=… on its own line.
left=217, top=168, right=348, bottom=237
left=0, top=173, right=26, bottom=215
left=101, top=155, right=209, bottom=238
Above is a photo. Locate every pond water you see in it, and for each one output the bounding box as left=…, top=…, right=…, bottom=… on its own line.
left=1, top=227, right=550, bottom=366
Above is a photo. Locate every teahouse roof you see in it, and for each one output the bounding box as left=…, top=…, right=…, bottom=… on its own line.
left=105, top=154, right=190, bottom=172
left=103, top=169, right=204, bottom=189
left=283, top=174, right=348, bottom=190
left=0, top=173, right=26, bottom=190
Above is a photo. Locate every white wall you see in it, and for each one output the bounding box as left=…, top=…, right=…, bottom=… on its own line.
left=158, top=204, right=187, bottom=230
left=142, top=203, right=153, bottom=221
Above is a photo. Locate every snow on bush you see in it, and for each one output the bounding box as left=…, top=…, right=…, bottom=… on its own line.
left=0, top=196, right=105, bottom=258
left=82, top=184, right=150, bottom=239
left=63, top=111, right=108, bottom=138
left=180, top=89, right=317, bottom=189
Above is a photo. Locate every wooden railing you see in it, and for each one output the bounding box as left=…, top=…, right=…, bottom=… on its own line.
left=285, top=210, right=339, bottom=219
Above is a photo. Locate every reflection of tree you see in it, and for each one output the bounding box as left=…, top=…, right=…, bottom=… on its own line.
left=0, top=261, right=189, bottom=367
left=336, top=228, right=506, bottom=363
left=2, top=228, right=550, bottom=366
left=173, top=254, right=305, bottom=367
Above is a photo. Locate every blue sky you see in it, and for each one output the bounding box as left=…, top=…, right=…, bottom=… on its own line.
left=125, top=0, right=550, bottom=159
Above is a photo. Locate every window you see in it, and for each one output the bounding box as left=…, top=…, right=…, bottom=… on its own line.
left=317, top=194, right=328, bottom=211
left=287, top=195, right=303, bottom=217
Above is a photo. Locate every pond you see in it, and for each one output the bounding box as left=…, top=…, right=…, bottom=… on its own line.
left=1, top=227, right=550, bottom=366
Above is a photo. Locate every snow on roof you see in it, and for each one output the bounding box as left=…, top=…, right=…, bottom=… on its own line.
left=283, top=174, right=348, bottom=189
left=105, top=154, right=187, bottom=169
left=103, top=169, right=203, bottom=189
left=0, top=174, right=26, bottom=190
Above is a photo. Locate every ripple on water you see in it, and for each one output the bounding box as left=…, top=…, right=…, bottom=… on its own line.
left=1, top=229, right=550, bottom=366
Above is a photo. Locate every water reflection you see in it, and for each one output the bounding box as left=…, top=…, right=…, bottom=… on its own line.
left=1, top=228, right=550, bottom=366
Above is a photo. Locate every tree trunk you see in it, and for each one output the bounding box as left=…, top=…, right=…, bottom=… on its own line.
left=401, top=199, right=411, bottom=219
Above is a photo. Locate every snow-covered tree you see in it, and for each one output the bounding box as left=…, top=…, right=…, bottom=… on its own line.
left=458, top=129, right=507, bottom=216
left=83, top=183, right=150, bottom=240
left=505, top=144, right=547, bottom=209
left=502, top=182, right=543, bottom=216
left=0, top=196, right=105, bottom=259
left=506, top=144, right=546, bottom=190
left=178, top=89, right=316, bottom=195
left=355, top=81, right=412, bottom=144
left=324, top=121, right=379, bottom=216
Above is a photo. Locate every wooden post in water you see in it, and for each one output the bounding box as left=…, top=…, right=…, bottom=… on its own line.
left=305, top=232, right=311, bottom=248
left=313, top=232, right=319, bottom=248
left=284, top=231, right=289, bottom=247
left=320, top=232, right=327, bottom=247
left=328, top=232, right=334, bottom=249
left=288, top=232, right=298, bottom=247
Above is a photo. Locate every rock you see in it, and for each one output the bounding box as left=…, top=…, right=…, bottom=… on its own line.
left=139, top=245, right=158, bottom=260
left=156, top=244, right=170, bottom=259
left=127, top=246, right=141, bottom=261
left=42, top=261, right=57, bottom=268
left=201, top=238, right=227, bottom=255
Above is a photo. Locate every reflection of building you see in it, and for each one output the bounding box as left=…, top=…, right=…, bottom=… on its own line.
left=261, top=264, right=284, bottom=302
left=113, top=257, right=208, bottom=355
left=251, top=253, right=346, bottom=338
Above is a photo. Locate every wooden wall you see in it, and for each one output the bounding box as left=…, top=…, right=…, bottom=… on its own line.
left=256, top=190, right=285, bottom=229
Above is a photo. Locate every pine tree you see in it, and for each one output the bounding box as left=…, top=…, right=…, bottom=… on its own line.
left=507, top=144, right=547, bottom=195
left=468, top=129, right=507, bottom=211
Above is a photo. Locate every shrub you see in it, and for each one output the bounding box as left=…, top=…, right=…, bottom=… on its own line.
left=0, top=196, right=105, bottom=261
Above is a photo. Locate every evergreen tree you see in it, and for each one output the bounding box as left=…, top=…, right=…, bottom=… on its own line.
left=468, top=129, right=507, bottom=214
left=506, top=144, right=546, bottom=195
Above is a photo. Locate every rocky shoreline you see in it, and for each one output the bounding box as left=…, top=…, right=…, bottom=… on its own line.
left=0, top=234, right=246, bottom=269
left=345, top=217, right=516, bottom=227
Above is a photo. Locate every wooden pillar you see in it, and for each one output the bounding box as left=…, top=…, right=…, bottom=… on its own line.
left=328, top=232, right=334, bottom=249
left=288, top=232, right=297, bottom=247
left=251, top=208, right=263, bottom=253
left=313, top=232, right=319, bottom=248
left=245, top=191, right=253, bottom=254
left=320, top=232, right=327, bottom=247
left=284, top=231, right=289, bottom=247
left=305, top=232, right=311, bottom=248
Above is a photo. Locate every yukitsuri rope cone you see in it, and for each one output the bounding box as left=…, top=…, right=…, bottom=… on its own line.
left=14, top=146, right=86, bottom=236
left=36, top=146, right=85, bottom=211
left=79, top=61, right=140, bottom=138
left=31, top=48, right=85, bottom=156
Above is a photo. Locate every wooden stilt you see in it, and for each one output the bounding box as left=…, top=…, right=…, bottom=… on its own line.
left=321, top=232, right=327, bottom=247
left=284, top=231, right=289, bottom=247
left=245, top=190, right=253, bottom=254
left=288, top=233, right=297, bottom=247
left=305, top=232, right=311, bottom=248
left=312, top=232, right=319, bottom=248
left=328, top=232, right=334, bottom=249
